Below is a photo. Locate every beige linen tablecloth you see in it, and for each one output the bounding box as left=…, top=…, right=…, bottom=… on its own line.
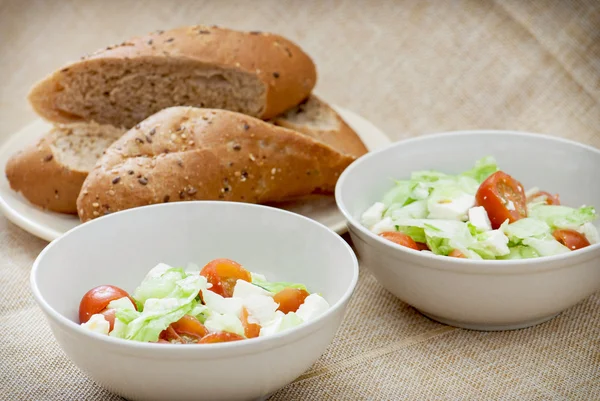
left=1, top=1, right=599, bottom=400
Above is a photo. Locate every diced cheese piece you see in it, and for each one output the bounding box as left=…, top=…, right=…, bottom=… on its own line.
left=259, top=311, right=303, bottom=337
left=468, top=206, right=492, bottom=231
left=370, top=217, right=396, bottom=234
left=81, top=313, right=110, bottom=335
left=243, top=294, right=279, bottom=326
left=202, top=290, right=243, bottom=317
left=233, top=279, right=272, bottom=299
left=361, top=202, right=385, bottom=228
left=428, top=194, right=475, bottom=221
left=204, top=313, right=244, bottom=336
left=296, top=294, right=330, bottom=322
left=477, top=229, right=510, bottom=256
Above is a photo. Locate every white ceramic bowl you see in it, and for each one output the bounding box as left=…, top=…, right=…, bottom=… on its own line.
left=31, top=202, right=358, bottom=401
left=336, top=130, right=600, bottom=331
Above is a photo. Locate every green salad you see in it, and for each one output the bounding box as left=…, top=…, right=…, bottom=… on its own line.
left=361, top=157, right=598, bottom=260
left=78, top=258, right=329, bottom=344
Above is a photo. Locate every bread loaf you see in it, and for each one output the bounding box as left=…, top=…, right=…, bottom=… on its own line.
left=5, top=122, right=125, bottom=213
left=7, top=97, right=365, bottom=214
left=28, top=25, right=317, bottom=128
left=269, top=96, right=368, bottom=158
left=77, top=107, right=355, bottom=221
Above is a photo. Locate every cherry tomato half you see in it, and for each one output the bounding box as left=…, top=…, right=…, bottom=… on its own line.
left=170, top=315, right=208, bottom=340
left=553, top=229, right=591, bottom=251
left=200, top=258, right=251, bottom=297
left=528, top=191, right=560, bottom=205
left=240, top=307, right=261, bottom=338
left=198, top=332, right=245, bottom=344
left=475, top=171, right=527, bottom=229
left=159, top=325, right=182, bottom=343
left=448, top=249, right=467, bottom=258
left=416, top=242, right=430, bottom=251
left=379, top=231, right=420, bottom=250
left=79, top=285, right=136, bottom=324
left=273, top=288, right=310, bottom=314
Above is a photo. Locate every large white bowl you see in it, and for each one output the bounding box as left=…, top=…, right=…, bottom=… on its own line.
left=31, top=202, right=358, bottom=401
left=336, top=130, right=600, bottom=331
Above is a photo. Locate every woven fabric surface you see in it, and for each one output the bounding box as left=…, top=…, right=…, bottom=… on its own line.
left=1, top=0, right=599, bottom=400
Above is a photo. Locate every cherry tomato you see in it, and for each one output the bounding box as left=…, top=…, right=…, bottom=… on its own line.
left=553, top=229, right=591, bottom=251
left=273, top=288, right=310, bottom=314
left=528, top=191, right=560, bottom=205
left=416, top=242, right=430, bottom=251
left=448, top=249, right=467, bottom=258
left=170, top=315, right=208, bottom=340
left=240, top=307, right=261, bottom=338
left=198, top=332, right=245, bottom=344
left=200, top=258, right=251, bottom=297
left=379, top=231, right=420, bottom=250
left=159, top=325, right=182, bottom=343
left=79, top=285, right=136, bottom=324
left=475, top=171, right=527, bottom=229
left=100, top=308, right=116, bottom=331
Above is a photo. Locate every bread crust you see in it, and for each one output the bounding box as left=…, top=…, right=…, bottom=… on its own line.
left=28, top=25, right=317, bottom=125
left=76, top=107, right=354, bottom=222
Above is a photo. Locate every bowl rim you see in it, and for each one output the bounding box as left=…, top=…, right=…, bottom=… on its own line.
left=30, top=201, right=359, bottom=356
left=335, top=129, right=600, bottom=271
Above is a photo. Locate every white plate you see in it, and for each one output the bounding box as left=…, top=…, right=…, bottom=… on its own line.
left=0, top=106, right=391, bottom=241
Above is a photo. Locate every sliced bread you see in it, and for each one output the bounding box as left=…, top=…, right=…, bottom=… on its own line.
left=28, top=25, right=317, bottom=128
left=6, top=96, right=366, bottom=214
left=269, top=95, right=368, bottom=158
left=5, top=122, right=125, bottom=214
left=77, top=107, right=355, bottom=221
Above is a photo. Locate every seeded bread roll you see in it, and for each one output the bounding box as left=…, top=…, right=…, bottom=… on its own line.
left=5, top=122, right=125, bottom=214
left=28, top=25, right=317, bottom=128
left=77, top=107, right=354, bottom=221
left=269, top=96, right=368, bottom=158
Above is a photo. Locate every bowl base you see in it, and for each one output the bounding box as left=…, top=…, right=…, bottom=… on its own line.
left=416, top=310, right=561, bottom=331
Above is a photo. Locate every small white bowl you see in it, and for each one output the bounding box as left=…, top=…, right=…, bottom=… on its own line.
left=336, top=130, right=600, bottom=331
left=31, top=202, right=358, bottom=401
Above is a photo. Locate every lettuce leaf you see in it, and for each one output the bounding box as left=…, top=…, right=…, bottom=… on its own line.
left=133, top=263, right=188, bottom=305
left=528, top=205, right=597, bottom=230
left=111, top=273, right=207, bottom=342
left=459, top=156, right=498, bottom=183
left=251, top=275, right=308, bottom=294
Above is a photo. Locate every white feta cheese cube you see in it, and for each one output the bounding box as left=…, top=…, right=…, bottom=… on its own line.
left=80, top=313, right=110, bottom=335
left=296, top=294, right=330, bottom=322
left=361, top=202, right=386, bottom=228
left=478, top=229, right=510, bottom=256
left=370, top=217, right=396, bottom=234
left=243, top=294, right=279, bottom=326
left=259, top=311, right=303, bottom=337
left=233, top=279, right=272, bottom=299
left=202, top=290, right=243, bottom=317
left=468, top=206, right=492, bottom=231
left=428, top=194, right=475, bottom=221
left=204, top=313, right=245, bottom=336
